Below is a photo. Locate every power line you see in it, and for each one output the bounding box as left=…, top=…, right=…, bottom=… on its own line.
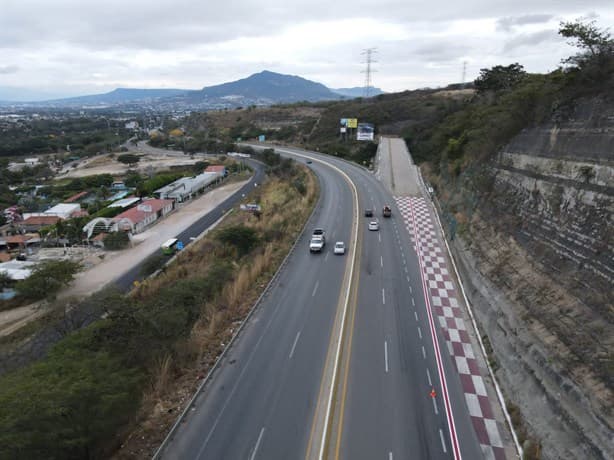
left=361, top=48, right=378, bottom=98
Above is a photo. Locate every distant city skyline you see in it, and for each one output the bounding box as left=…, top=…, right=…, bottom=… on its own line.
left=1, top=0, right=613, bottom=101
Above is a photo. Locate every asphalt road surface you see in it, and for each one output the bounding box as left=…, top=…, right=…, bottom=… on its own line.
left=158, top=146, right=484, bottom=460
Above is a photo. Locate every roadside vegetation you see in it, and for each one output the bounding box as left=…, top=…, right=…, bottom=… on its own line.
left=0, top=152, right=318, bottom=458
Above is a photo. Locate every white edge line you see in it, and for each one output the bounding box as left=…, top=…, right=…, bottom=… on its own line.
left=384, top=341, right=389, bottom=373
left=312, top=281, right=319, bottom=297
left=249, top=427, right=265, bottom=460
left=289, top=331, right=301, bottom=359
left=439, top=428, right=447, bottom=453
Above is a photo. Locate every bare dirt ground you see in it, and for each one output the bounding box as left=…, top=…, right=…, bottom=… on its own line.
left=0, top=180, right=248, bottom=336
left=59, top=141, right=211, bottom=179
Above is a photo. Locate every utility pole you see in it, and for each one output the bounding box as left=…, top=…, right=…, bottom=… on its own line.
left=361, top=48, right=378, bottom=98
left=461, top=61, right=467, bottom=88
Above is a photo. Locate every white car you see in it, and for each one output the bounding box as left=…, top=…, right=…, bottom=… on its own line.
left=310, top=236, right=325, bottom=252
left=368, top=220, right=379, bottom=231
left=334, top=241, right=346, bottom=255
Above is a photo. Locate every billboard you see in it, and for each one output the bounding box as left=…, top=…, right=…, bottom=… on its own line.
left=356, top=123, right=374, bottom=141
left=340, top=118, right=358, bottom=128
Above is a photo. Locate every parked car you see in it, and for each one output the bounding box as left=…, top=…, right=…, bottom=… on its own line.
left=368, top=220, right=380, bottom=231
left=364, top=208, right=374, bottom=217
left=306, top=160, right=313, bottom=164
left=334, top=241, right=346, bottom=255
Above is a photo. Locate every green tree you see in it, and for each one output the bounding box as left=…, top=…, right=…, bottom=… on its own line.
left=103, top=232, right=130, bottom=250
left=560, top=19, right=614, bottom=67
left=15, top=260, right=81, bottom=300
left=474, top=63, right=528, bottom=92
left=0, top=272, right=12, bottom=290
left=216, top=225, right=259, bottom=256
left=0, top=334, right=142, bottom=459
left=116, top=153, right=140, bottom=165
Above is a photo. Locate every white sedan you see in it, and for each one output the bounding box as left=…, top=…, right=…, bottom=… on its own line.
left=334, top=241, right=346, bottom=255
left=368, top=220, right=380, bottom=231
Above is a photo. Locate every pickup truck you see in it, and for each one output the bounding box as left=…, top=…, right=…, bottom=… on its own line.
left=310, top=228, right=326, bottom=252
left=382, top=205, right=392, bottom=217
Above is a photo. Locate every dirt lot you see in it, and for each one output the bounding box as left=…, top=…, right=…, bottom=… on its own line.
left=59, top=150, right=203, bottom=178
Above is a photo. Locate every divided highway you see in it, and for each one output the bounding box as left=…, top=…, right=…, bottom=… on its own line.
left=157, top=146, right=485, bottom=459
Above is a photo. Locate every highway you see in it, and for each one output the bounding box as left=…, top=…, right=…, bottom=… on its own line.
left=158, top=146, right=485, bottom=459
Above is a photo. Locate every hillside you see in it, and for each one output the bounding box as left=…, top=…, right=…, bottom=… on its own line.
left=192, top=70, right=339, bottom=103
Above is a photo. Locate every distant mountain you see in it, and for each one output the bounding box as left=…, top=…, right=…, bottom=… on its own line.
left=332, top=87, right=384, bottom=98
left=41, top=88, right=189, bottom=106
left=188, top=70, right=340, bottom=104
left=0, top=71, right=345, bottom=109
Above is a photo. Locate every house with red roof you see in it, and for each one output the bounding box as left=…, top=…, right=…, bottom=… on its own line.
left=112, top=198, right=174, bottom=234
left=19, top=215, right=61, bottom=232
left=204, top=165, right=226, bottom=177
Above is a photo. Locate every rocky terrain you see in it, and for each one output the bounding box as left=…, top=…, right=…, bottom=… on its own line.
left=447, top=95, right=613, bottom=459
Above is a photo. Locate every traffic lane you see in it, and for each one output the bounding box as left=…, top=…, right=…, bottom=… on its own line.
left=336, top=162, right=483, bottom=459
left=340, top=212, right=451, bottom=460
left=114, top=162, right=265, bottom=291
left=387, top=201, right=485, bottom=460
left=161, top=161, right=354, bottom=459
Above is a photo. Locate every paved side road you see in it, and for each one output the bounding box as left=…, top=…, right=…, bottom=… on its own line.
left=375, top=137, right=422, bottom=196
left=62, top=180, right=249, bottom=298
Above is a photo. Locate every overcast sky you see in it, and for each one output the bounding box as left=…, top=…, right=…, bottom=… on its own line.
left=0, top=0, right=612, bottom=100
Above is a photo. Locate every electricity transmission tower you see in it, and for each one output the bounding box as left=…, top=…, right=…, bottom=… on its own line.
left=461, top=61, right=467, bottom=88
left=361, top=48, right=378, bottom=98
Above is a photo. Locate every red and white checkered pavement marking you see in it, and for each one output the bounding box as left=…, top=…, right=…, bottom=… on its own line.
left=396, top=196, right=506, bottom=460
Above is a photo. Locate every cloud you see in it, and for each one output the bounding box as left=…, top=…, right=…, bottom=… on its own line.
left=0, top=65, right=19, bottom=75
left=0, top=1, right=612, bottom=96
left=502, top=29, right=561, bottom=53
left=497, top=14, right=554, bottom=32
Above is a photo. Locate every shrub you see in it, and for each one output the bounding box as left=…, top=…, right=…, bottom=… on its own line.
left=15, top=260, right=81, bottom=301
left=103, top=232, right=130, bottom=250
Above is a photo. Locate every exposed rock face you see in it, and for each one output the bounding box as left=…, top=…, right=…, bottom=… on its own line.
left=456, top=96, right=613, bottom=459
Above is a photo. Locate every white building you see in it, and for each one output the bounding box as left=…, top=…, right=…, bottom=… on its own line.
left=154, top=172, right=221, bottom=202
